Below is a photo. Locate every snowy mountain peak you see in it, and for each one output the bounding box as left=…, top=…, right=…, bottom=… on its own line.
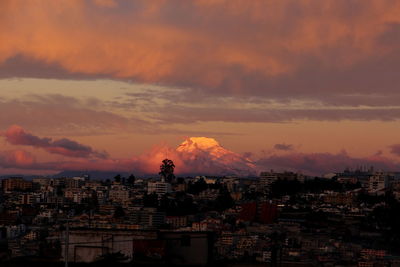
left=177, top=137, right=220, bottom=152
left=175, top=137, right=256, bottom=176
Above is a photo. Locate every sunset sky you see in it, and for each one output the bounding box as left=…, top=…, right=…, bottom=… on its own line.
left=2, top=0, right=400, bottom=176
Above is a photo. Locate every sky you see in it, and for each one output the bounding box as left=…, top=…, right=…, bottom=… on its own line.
left=2, top=0, right=400, bottom=176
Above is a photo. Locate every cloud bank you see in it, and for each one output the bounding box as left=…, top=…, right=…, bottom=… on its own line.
left=256, top=151, right=399, bottom=176
left=1, top=129, right=399, bottom=176
left=3, top=125, right=108, bottom=159
left=1, top=0, right=400, bottom=107
left=0, top=150, right=36, bottom=169
left=390, top=144, right=400, bottom=157
left=274, top=143, right=294, bottom=151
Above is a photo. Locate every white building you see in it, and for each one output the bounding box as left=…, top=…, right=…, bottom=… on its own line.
left=368, top=172, right=390, bottom=194
left=127, top=207, right=165, bottom=229
left=19, top=193, right=38, bottom=205
left=109, top=185, right=130, bottom=203
left=147, top=181, right=171, bottom=196
left=64, top=188, right=84, bottom=203
left=65, top=177, right=86, bottom=188
left=32, top=177, right=50, bottom=186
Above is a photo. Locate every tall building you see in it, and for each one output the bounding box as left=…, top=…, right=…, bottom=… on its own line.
left=32, top=177, right=50, bottom=186
left=368, top=172, right=390, bottom=194
left=259, top=171, right=279, bottom=191
left=109, top=185, right=130, bottom=203
left=19, top=193, right=37, bottom=205
left=1, top=177, right=33, bottom=192
left=128, top=207, right=165, bottom=229
left=147, top=181, right=172, bottom=196
left=65, top=177, right=86, bottom=188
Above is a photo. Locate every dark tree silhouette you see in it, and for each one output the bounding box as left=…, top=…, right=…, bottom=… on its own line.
left=214, top=186, right=234, bottom=211
left=159, top=158, right=175, bottom=182
left=104, top=178, right=111, bottom=186
left=56, top=184, right=65, bottom=197
left=114, top=174, right=121, bottom=183
left=187, top=178, right=208, bottom=194
left=127, top=174, right=135, bottom=186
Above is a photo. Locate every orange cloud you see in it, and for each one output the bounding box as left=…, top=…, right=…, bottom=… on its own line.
left=0, top=134, right=257, bottom=176
left=2, top=0, right=400, bottom=98
left=1, top=135, right=399, bottom=176
left=0, top=150, right=36, bottom=169
left=92, top=0, right=117, bottom=8
left=0, top=94, right=132, bottom=134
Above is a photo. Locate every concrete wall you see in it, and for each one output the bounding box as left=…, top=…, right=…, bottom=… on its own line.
left=61, top=229, right=157, bottom=263
left=61, top=229, right=212, bottom=265
left=161, top=232, right=212, bottom=266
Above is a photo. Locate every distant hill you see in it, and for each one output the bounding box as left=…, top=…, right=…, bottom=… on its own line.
left=0, top=174, right=41, bottom=180
left=0, top=171, right=155, bottom=180
left=53, top=170, right=132, bottom=180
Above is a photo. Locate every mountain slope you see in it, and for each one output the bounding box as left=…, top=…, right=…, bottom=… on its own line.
left=176, top=137, right=256, bottom=176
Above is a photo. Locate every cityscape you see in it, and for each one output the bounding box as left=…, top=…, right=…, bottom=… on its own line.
left=2, top=0, right=400, bottom=266
left=1, top=154, right=400, bottom=266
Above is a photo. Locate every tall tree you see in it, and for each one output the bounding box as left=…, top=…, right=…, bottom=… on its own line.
left=159, top=158, right=175, bottom=182
left=114, top=174, right=121, bottom=183
left=127, top=174, right=135, bottom=186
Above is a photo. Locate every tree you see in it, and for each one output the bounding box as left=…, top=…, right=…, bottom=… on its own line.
left=188, top=178, right=208, bottom=194
left=104, top=179, right=111, bottom=186
left=214, top=186, right=234, bottom=211
left=127, top=174, right=135, bottom=186
left=82, top=190, right=98, bottom=211
left=56, top=184, right=65, bottom=197
left=159, top=158, right=175, bottom=182
left=114, top=174, right=121, bottom=183
left=269, top=179, right=302, bottom=198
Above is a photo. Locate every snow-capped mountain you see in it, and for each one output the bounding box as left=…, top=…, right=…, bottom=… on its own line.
left=175, top=137, right=256, bottom=176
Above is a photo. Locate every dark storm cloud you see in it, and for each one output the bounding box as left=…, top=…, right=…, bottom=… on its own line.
left=3, top=125, right=109, bottom=159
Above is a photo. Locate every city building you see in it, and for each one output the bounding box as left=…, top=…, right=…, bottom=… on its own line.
left=2, top=178, right=33, bottom=192
left=147, top=181, right=172, bottom=196
left=127, top=207, right=165, bottom=229
left=368, top=172, right=390, bottom=194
